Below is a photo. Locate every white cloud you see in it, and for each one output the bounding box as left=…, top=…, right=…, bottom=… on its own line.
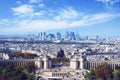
left=70, top=13, right=120, bottom=27
left=0, top=19, right=8, bottom=25
left=34, top=11, right=44, bottom=16
left=29, top=0, right=42, bottom=4
left=38, top=3, right=45, bottom=8
left=1, top=12, right=120, bottom=34
left=96, top=0, right=120, bottom=5
left=55, top=7, right=79, bottom=21
left=16, top=1, right=22, bottom=4
left=29, top=0, right=38, bottom=3
left=95, top=0, right=120, bottom=13
left=12, top=4, right=45, bottom=18
left=12, top=4, right=33, bottom=15
left=97, top=0, right=111, bottom=3
left=5, top=2, right=120, bottom=34
left=0, top=20, right=69, bottom=34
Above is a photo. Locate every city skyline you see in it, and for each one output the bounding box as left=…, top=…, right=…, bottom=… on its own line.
left=0, top=0, right=120, bottom=36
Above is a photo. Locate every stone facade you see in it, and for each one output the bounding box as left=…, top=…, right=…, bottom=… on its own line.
left=70, top=55, right=120, bottom=70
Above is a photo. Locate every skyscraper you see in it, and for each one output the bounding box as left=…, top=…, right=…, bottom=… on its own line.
left=56, top=32, right=61, bottom=40
left=43, top=32, right=47, bottom=40
left=70, top=32, right=76, bottom=40
left=64, top=31, right=70, bottom=40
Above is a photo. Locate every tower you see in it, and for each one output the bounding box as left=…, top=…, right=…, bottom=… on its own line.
left=35, top=57, right=42, bottom=69
left=43, top=56, right=51, bottom=69
left=70, top=55, right=84, bottom=70
left=35, top=56, right=51, bottom=69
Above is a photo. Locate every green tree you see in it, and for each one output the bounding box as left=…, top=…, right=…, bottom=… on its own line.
left=24, top=62, right=35, bottom=73
left=0, top=67, right=3, bottom=74
left=90, top=68, right=96, bottom=80
left=85, top=72, right=90, bottom=80
left=27, top=74, right=35, bottom=80
left=14, top=66, right=23, bottom=74
left=2, top=68, right=7, bottom=74
left=85, top=68, right=96, bottom=80
left=113, top=70, right=120, bottom=80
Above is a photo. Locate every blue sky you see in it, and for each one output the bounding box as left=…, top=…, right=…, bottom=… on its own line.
left=0, top=0, right=120, bottom=36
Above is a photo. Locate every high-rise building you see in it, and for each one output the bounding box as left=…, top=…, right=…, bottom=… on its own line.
left=48, top=33, right=55, bottom=41
left=64, top=31, right=70, bottom=40
left=38, top=32, right=47, bottom=40
left=70, top=32, right=76, bottom=40
left=43, top=32, right=47, bottom=40
left=56, top=32, right=61, bottom=40
left=96, top=35, right=99, bottom=40
left=76, top=33, right=80, bottom=40
left=85, top=36, right=89, bottom=40
left=38, top=32, right=43, bottom=40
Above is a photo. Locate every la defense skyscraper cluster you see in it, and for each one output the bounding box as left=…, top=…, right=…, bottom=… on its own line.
left=37, top=31, right=98, bottom=41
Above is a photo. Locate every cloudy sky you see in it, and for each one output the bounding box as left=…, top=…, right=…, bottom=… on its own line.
left=0, top=0, right=120, bottom=36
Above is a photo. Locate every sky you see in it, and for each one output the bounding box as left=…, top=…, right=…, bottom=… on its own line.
left=0, top=0, right=120, bottom=36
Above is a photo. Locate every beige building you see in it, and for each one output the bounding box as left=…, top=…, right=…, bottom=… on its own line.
left=0, top=59, right=35, bottom=67
left=70, top=55, right=120, bottom=70
left=35, top=56, right=51, bottom=69
left=0, top=56, right=52, bottom=69
left=70, top=55, right=84, bottom=70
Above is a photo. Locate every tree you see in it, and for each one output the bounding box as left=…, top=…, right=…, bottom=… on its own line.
left=95, top=65, right=105, bottom=80
left=113, top=70, right=120, bottom=80
left=85, top=68, right=96, bottom=80
left=24, top=62, right=35, bottom=73
left=95, top=63, right=113, bottom=80
left=89, top=68, right=96, bottom=80
left=85, top=72, right=90, bottom=80
left=0, top=74, right=7, bottom=80
left=20, top=72, right=27, bottom=80
left=104, top=68, right=113, bottom=80
left=2, top=68, right=7, bottom=75
left=0, top=64, right=35, bottom=80
left=0, top=67, right=3, bottom=74
left=27, top=74, right=35, bottom=80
